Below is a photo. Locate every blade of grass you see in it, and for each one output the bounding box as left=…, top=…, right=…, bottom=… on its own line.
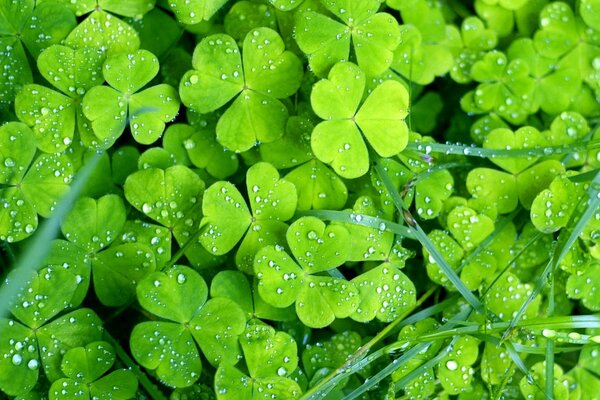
left=0, top=151, right=102, bottom=319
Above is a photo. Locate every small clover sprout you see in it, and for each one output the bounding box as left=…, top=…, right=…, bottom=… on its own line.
left=82, top=49, right=180, bottom=147
left=131, top=265, right=246, bottom=387
left=295, top=0, right=400, bottom=77
left=311, top=62, right=409, bottom=178
left=255, top=216, right=358, bottom=328
left=180, top=28, right=303, bottom=152
left=49, top=341, right=137, bottom=400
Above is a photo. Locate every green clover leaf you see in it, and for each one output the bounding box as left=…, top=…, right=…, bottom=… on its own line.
left=302, top=331, right=361, bottom=379
left=437, top=335, right=479, bottom=395
left=424, top=230, right=465, bottom=288
left=199, top=162, right=297, bottom=273
left=351, top=263, right=416, bottom=322
left=131, top=265, right=246, bottom=387
left=520, top=362, right=571, bottom=400
left=168, top=0, right=228, bottom=24
left=531, top=175, right=585, bottom=233
left=224, top=1, right=278, bottom=43
left=65, top=10, right=140, bottom=57
left=0, top=265, right=103, bottom=395
left=83, top=49, right=180, bottom=147
left=484, top=127, right=545, bottom=174
left=545, top=111, right=590, bottom=146
left=214, top=321, right=301, bottom=400
left=295, top=0, right=400, bottom=77
left=311, top=62, right=409, bottom=178
left=0, top=122, right=73, bottom=242
left=481, top=343, right=513, bottom=385
left=447, top=206, right=495, bottom=251
left=49, top=341, right=137, bottom=400
left=211, top=270, right=295, bottom=321
left=54, top=194, right=156, bottom=306
left=285, top=159, right=348, bottom=211
left=0, top=1, right=76, bottom=103
left=180, top=28, right=302, bottom=152
left=484, top=273, right=541, bottom=320
left=49, top=0, right=155, bottom=18
left=255, top=216, right=358, bottom=328
left=566, top=260, right=600, bottom=311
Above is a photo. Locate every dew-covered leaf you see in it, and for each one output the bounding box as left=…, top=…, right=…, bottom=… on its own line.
left=103, top=49, right=159, bottom=94
left=0, top=319, right=38, bottom=396
left=168, top=0, right=228, bottom=24
left=484, top=127, right=544, bottom=174
left=581, top=0, right=600, bottom=31
left=424, top=230, right=464, bottom=288
left=216, top=90, right=288, bottom=152
left=437, top=335, right=479, bottom=395
left=481, top=343, right=513, bottom=385
left=352, top=12, right=400, bottom=76
left=179, top=34, right=244, bottom=114
left=36, top=308, right=104, bottom=382
left=93, top=243, right=156, bottom=306
left=294, top=11, right=350, bottom=78
left=415, top=169, right=454, bottom=220
left=566, top=262, right=600, bottom=311
left=199, top=181, right=251, bottom=255
left=351, top=264, right=416, bottom=322
left=130, top=321, right=201, bottom=388
left=531, top=175, right=584, bottom=233
left=65, top=10, right=140, bottom=57
left=90, top=369, right=138, bottom=400
left=519, top=362, right=570, bottom=400
left=9, top=267, right=78, bottom=329
left=311, top=61, right=364, bottom=120
left=81, top=86, right=127, bottom=146
left=287, top=216, right=348, bottom=273
left=14, top=84, right=75, bottom=153
left=19, top=2, right=77, bottom=58
left=49, top=379, right=90, bottom=400
left=241, top=321, right=298, bottom=378
left=215, top=364, right=302, bottom=400
left=224, top=1, right=278, bottom=42
left=516, top=160, right=565, bottom=209
left=533, top=2, right=578, bottom=59
left=546, top=111, right=590, bottom=146
left=243, top=28, right=303, bottom=98
left=61, top=195, right=126, bottom=254
left=189, top=297, right=246, bottom=366
left=484, top=273, right=541, bottom=320
left=236, top=219, right=288, bottom=274
left=466, top=168, right=517, bottom=214
left=302, top=331, right=361, bottom=378
left=137, top=265, right=207, bottom=324
left=124, top=165, right=205, bottom=232
left=210, top=270, right=254, bottom=318
left=285, top=159, right=348, bottom=211
left=260, top=116, right=313, bottom=169
left=447, top=206, right=495, bottom=251
left=60, top=341, right=115, bottom=383
left=0, top=37, right=32, bottom=104
left=100, top=0, right=156, bottom=18
left=246, top=162, right=297, bottom=221
left=355, top=80, right=409, bottom=157
left=128, top=84, right=180, bottom=144
left=255, top=245, right=304, bottom=309
left=0, top=122, right=35, bottom=185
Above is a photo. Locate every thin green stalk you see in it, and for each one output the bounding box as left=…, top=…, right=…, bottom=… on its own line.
left=545, top=270, right=556, bottom=400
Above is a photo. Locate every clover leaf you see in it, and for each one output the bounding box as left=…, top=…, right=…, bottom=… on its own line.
left=438, top=335, right=479, bottom=395
left=302, top=331, right=361, bottom=379
left=449, top=16, right=498, bottom=83
left=295, top=0, right=400, bottom=77
left=566, top=259, right=600, bottom=311
left=15, top=45, right=104, bottom=152
left=447, top=205, right=495, bottom=251
left=0, top=0, right=76, bottom=103
left=131, top=265, right=246, bottom=387
left=49, top=341, right=137, bottom=400
left=199, top=161, right=297, bottom=273
left=211, top=270, right=295, bottom=322
left=311, top=62, right=409, bottom=178
left=214, top=320, right=302, bottom=400
left=82, top=49, right=180, bottom=147
left=0, top=266, right=103, bottom=395
left=531, top=175, right=585, bottom=233
left=64, top=9, right=140, bottom=57
left=0, top=122, right=73, bottom=242
left=484, top=272, right=541, bottom=320
left=224, top=1, right=278, bottom=42
left=51, top=0, right=155, bottom=18
left=180, top=28, right=303, bottom=152
left=520, top=362, right=571, bottom=400
left=168, top=0, right=228, bottom=24
left=50, top=194, right=157, bottom=306
left=255, top=216, right=359, bottom=328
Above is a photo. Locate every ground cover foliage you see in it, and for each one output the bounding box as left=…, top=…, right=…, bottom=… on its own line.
left=0, top=0, right=599, bottom=399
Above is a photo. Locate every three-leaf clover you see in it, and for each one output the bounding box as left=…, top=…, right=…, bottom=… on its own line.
left=82, top=49, right=180, bottom=148
left=0, top=122, right=73, bottom=242
left=131, top=265, right=246, bottom=388
left=179, top=28, right=303, bottom=152
left=199, top=161, right=297, bottom=273
left=295, top=0, right=400, bottom=77
left=49, top=194, right=157, bottom=306
left=254, top=216, right=359, bottom=328
left=49, top=341, right=137, bottom=400
left=0, top=0, right=76, bottom=103
left=214, top=320, right=302, bottom=400
left=311, top=61, right=409, bottom=178
left=0, top=266, right=103, bottom=396
left=15, top=44, right=104, bottom=152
